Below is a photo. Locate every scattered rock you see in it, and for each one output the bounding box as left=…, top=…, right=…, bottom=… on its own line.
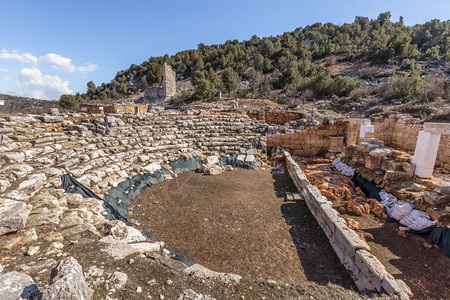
left=109, top=271, right=128, bottom=290
left=184, top=264, right=242, bottom=284
left=42, top=256, right=93, bottom=300
left=3, top=228, right=38, bottom=250
left=176, top=289, right=216, bottom=300
left=411, top=183, right=426, bottom=192
left=207, top=165, right=223, bottom=175
left=0, top=271, right=42, bottom=300
left=0, top=198, right=33, bottom=235
left=26, top=246, right=40, bottom=256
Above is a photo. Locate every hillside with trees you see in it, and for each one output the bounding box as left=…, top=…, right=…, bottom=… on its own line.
left=64, top=13, right=449, bottom=107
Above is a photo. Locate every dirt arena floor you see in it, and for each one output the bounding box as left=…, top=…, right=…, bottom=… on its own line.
left=131, top=168, right=355, bottom=288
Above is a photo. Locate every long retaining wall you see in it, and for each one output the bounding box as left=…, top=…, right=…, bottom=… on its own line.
left=283, top=150, right=412, bottom=299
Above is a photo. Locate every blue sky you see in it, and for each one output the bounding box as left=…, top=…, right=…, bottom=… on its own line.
left=0, top=0, right=449, bottom=100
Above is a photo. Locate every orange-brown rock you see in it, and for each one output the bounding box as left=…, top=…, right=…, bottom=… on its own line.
left=368, top=199, right=387, bottom=219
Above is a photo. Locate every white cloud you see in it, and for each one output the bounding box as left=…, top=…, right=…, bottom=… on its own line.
left=18, top=68, right=73, bottom=100
left=0, top=68, right=8, bottom=73
left=0, top=49, right=98, bottom=73
left=0, top=49, right=38, bottom=65
left=39, top=53, right=76, bottom=73
left=78, top=62, right=99, bottom=73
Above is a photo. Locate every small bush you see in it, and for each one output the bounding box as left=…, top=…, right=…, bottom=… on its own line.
left=332, top=76, right=364, bottom=97
left=358, top=66, right=380, bottom=79
left=380, top=74, right=423, bottom=101
left=349, top=88, right=368, bottom=101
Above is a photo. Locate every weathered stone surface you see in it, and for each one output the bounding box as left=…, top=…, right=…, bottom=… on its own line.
left=102, top=241, right=161, bottom=259
left=6, top=115, right=40, bottom=123
left=184, top=264, right=241, bottom=284
left=42, top=256, right=93, bottom=300
left=2, top=227, right=38, bottom=250
left=1, top=152, right=26, bottom=163
left=0, top=198, right=33, bottom=235
left=369, top=148, right=392, bottom=158
left=39, top=115, right=64, bottom=123
left=436, top=186, right=450, bottom=195
left=0, top=271, right=41, bottom=300
left=143, top=162, right=162, bottom=174
left=207, top=165, right=223, bottom=175
left=176, top=289, right=216, bottom=300
left=0, top=179, right=11, bottom=192
left=246, top=148, right=258, bottom=155
left=5, top=173, right=47, bottom=200
left=109, top=271, right=128, bottom=290
left=203, top=155, right=219, bottom=165
left=100, top=221, right=147, bottom=244
left=245, top=154, right=255, bottom=163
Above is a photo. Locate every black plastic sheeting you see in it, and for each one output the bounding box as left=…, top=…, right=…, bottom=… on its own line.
left=219, top=155, right=262, bottom=169
left=251, top=138, right=266, bottom=154
left=411, top=226, right=450, bottom=257
left=103, top=168, right=173, bottom=223
left=61, top=174, right=126, bottom=223
left=351, top=171, right=450, bottom=257
left=351, top=172, right=382, bottom=201
left=169, top=156, right=202, bottom=174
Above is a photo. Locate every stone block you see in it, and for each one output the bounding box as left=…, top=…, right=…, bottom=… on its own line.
left=5, top=173, right=47, bottom=201
left=0, top=271, right=41, bottom=300
left=332, top=223, right=370, bottom=256
left=0, top=199, right=33, bottom=236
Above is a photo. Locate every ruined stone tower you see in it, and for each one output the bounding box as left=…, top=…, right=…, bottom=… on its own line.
left=163, top=63, right=176, bottom=100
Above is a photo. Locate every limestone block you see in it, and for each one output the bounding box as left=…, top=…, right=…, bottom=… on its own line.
left=332, top=223, right=370, bottom=256
left=0, top=198, right=33, bottom=235
left=365, top=156, right=381, bottom=170
left=204, top=155, right=220, bottom=165
left=42, top=257, right=93, bottom=300
left=6, top=115, right=40, bottom=123
left=0, top=179, right=11, bottom=192
left=2, top=228, right=38, bottom=250
left=0, top=271, right=42, bottom=300
left=109, top=271, right=128, bottom=290
left=342, top=146, right=356, bottom=158
left=1, top=152, right=25, bottom=163
left=142, top=162, right=162, bottom=174
left=245, top=154, right=255, bottom=163
left=5, top=173, right=47, bottom=201
left=382, top=277, right=412, bottom=297
left=369, top=148, right=392, bottom=158
left=423, top=122, right=450, bottom=135
left=354, top=250, right=389, bottom=292
left=237, top=154, right=246, bottom=162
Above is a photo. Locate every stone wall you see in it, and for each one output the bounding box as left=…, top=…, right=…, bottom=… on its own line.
left=264, top=110, right=305, bottom=125
left=163, top=63, right=176, bottom=100
left=283, top=150, right=411, bottom=298
left=372, top=114, right=450, bottom=169
left=267, top=120, right=354, bottom=156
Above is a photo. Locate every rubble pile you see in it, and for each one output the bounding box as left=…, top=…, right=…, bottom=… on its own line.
left=341, top=139, right=449, bottom=225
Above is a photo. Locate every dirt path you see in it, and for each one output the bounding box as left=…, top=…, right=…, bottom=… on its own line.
left=131, top=168, right=356, bottom=289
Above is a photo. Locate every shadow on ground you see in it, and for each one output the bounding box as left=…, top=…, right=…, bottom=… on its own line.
left=272, top=171, right=355, bottom=288
left=363, top=223, right=450, bottom=300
